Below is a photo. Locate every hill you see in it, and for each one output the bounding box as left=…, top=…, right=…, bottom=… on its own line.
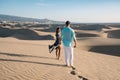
left=0, top=14, right=64, bottom=24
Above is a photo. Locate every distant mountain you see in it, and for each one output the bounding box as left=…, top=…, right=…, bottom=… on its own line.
left=0, top=14, right=64, bottom=24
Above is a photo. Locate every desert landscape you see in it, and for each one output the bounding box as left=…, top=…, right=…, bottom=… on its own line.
left=0, top=20, right=120, bottom=80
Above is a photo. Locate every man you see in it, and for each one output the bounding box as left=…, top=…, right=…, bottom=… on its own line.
left=61, top=21, right=77, bottom=68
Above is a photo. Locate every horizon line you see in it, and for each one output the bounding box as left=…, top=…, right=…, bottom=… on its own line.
left=0, top=14, right=120, bottom=24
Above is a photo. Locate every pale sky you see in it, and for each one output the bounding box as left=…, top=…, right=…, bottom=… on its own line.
left=0, top=0, right=120, bottom=23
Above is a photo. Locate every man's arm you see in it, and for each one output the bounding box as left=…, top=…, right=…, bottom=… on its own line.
left=74, top=38, right=77, bottom=48
left=73, top=30, right=77, bottom=48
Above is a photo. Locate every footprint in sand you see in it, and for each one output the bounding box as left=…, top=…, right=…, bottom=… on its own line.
left=70, top=67, right=88, bottom=80
left=70, top=70, right=76, bottom=75
left=78, top=75, right=88, bottom=80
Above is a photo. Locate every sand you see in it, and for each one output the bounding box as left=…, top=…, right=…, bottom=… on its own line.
left=0, top=26, right=120, bottom=80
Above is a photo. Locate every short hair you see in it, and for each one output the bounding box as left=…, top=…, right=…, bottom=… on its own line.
left=65, top=21, right=70, bottom=26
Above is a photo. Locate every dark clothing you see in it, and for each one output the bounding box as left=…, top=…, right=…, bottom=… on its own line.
left=53, top=34, right=61, bottom=46
left=49, top=33, right=61, bottom=53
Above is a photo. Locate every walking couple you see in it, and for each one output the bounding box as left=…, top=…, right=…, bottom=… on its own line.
left=49, top=21, right=77, bottom=68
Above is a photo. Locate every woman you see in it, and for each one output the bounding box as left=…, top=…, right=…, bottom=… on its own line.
left=49, top=27, right=61, bottom=60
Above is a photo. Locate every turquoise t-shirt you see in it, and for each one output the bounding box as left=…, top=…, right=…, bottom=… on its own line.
left=61, top=27, right=76, bottom=47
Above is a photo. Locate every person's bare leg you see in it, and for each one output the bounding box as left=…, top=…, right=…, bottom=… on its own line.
left=56, top=48, right=58, bottom=59
left=58, top=46, right=61, bottom=60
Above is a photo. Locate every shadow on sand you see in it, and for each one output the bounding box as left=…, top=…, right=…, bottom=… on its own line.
left=0, top=52, right=66, bottom=67
left=0, top=58, right=66, bottom=67
left=0, top=52, right=54, bottom=59
left=89, top=45, right=120, bottom=57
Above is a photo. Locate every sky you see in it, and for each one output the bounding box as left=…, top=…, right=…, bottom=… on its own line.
left=0, top=0, right=120, bottom=23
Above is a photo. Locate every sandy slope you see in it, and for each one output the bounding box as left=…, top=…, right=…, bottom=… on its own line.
left=0, top=38, right=78, bottom=80
left=0, top=37, right=120, bottom=80
left=0, top=26, right=120, bottom=80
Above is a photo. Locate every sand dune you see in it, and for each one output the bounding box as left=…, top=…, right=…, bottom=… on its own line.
left=76, top=32, right=99, bottom=38
left=0, top=25, right=120, bottom=80
left=106, top=29, right=120, bottom=39
left=71, top=24, right=108, bottom=32
left=101, top=26, right=120, bottom=39
left=35, top=26, right=61, bottom=33
left=0, top=27, right=54, bottom=40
